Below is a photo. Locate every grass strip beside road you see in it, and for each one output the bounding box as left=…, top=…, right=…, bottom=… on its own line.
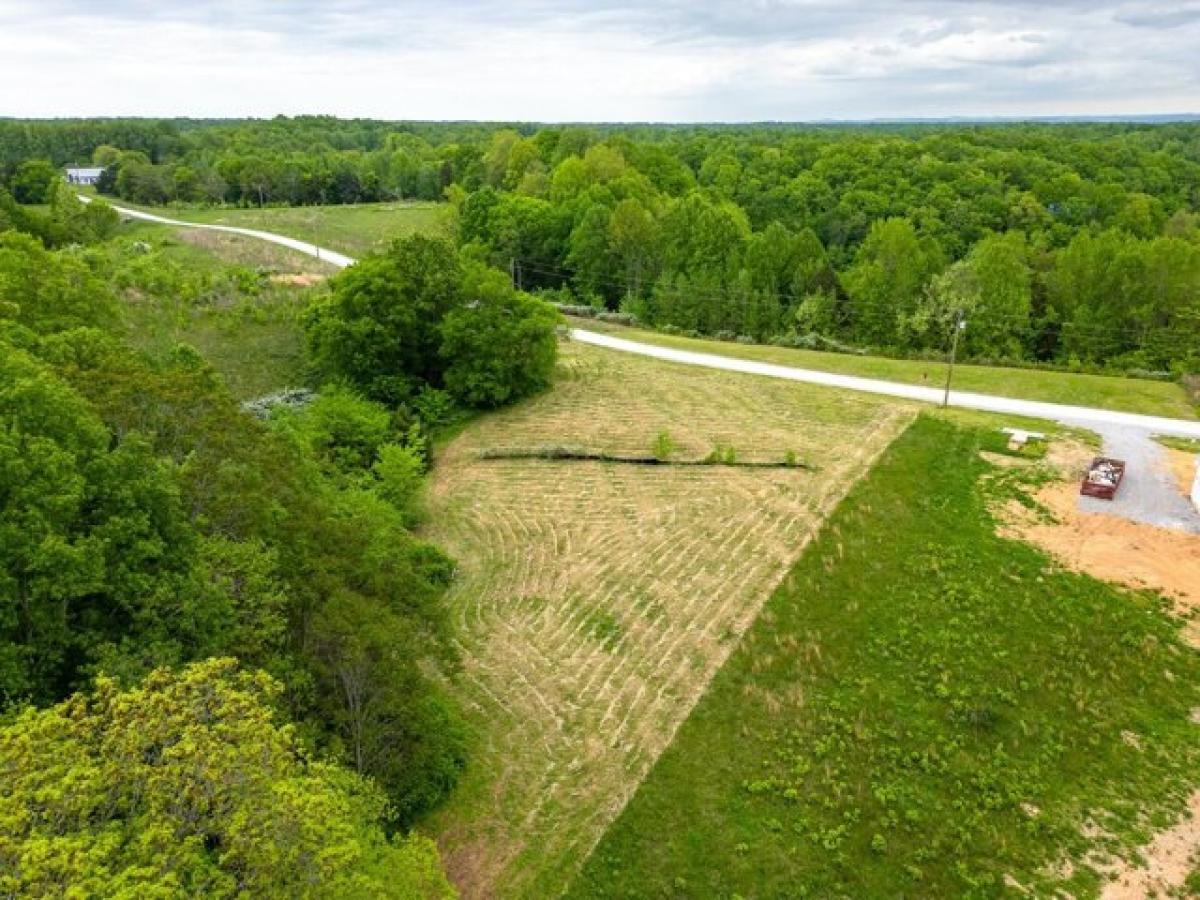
left=105, top=196, right=448, bottom=258
left=575, top=320, right=1197, bottom=421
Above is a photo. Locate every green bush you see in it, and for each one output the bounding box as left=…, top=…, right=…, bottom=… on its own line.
left=651, top=429, right=676, bottom=460
left=440, top=263, right=558, bottom=408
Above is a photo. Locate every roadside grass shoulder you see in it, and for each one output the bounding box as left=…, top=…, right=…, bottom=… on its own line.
left=569, top=414, right=1200, bottom=899
left=576, top=320, right=1197, bottom=421
left=1155, top=435, right=1200, bottom=455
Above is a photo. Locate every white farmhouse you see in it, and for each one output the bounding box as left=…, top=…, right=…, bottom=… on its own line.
left=65, top=166, right=105, bottom=185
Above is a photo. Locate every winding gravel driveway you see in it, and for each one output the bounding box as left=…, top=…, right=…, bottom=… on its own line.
left=93, top=196, right=1200, bottom=527
left=80, top=195, right=356, bottom=268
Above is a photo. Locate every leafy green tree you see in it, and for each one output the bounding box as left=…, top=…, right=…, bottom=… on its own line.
left=440, top=264, right=559, bottom=407
left=968, top=231, right=1032, bottom=356
left=39, top=326, right=468, bottom=822
left=0, top=659, right=457, bottom=899
left=306, top=235, right=463, bottom=403
left=0, top=232, right=118, bottom=336
left=843, top=218, right=945, bottom=346
left=567, top=203, right=616, bottom=301
left=0, top=345, right=231, bottom=701
left=1048, top=229, right=1141, bottom=362
left=8, top=159, right=58, bottom=204
left=47, top=180, right=119, bottom=244
left=608, top=198, right=658, bottom=302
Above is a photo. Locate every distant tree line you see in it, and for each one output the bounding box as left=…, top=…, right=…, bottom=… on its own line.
left=3, top=116, right=1199, bottom=371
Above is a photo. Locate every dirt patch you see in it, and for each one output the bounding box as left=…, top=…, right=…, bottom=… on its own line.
left=998, top=481, right=1200, bottom=629
left=980, top=450, right=1033, bottom=469
left=1162, top=447, right=1198, bottom=501
left=269, top=272, right=327, bottom=287
left=1100, top=790, right=1200, bottom=899
left=174, top=228, right=335, bottom=274
left=1044, top=436, right=1097, bottom=477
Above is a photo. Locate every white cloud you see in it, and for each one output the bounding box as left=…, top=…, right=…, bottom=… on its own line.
left=0, top=0, right=1197, bottom=120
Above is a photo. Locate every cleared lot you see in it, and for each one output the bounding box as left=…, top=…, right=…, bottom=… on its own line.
left=423, top=340, right=912, bottom=897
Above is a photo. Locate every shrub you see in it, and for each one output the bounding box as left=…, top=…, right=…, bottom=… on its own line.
left=553, top=303, right=597, bottom=318
left=374, top=442, right=426, bottom=522
left=596, top=311, right=637, bottom=326
left=440, top=264, right=558, bottom=408
left=651, top=430, right=676, bottom=461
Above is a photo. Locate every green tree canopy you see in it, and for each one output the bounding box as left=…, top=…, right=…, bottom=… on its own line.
left=306, top=234, right=463, bottom=403
left=440, top=263, right=560, bottom=407
left=0, top=659, right=457, bottom=899
left=8, top=159, right=58, bottom=204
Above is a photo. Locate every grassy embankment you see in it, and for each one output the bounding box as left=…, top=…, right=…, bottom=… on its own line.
left=99, top=195, right=448, bottom=257
left=104, top=199, right=445, bottom=398
left=576, top=319, right=1198, bottom=421
left=569, top=414, right=1200, bottom=899
left=107, top=221, right=328, bottom=398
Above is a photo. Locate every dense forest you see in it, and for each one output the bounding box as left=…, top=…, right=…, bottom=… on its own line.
left=0, top=176, right=556, bottom=894
left=3, top=116, right=1199, bottom=374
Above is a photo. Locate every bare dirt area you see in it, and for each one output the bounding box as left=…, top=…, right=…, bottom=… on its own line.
left=998, top=439, right=1200, bottom=897
left=268, top=272, right=327, bottom=287
left=1100, top=790, right=1200, bottom=899
left=997, top=439, right=1200, bottom=631
left=423, top=341, right=914, bottom=898
left=1163, top=447, right=1199, bottom=502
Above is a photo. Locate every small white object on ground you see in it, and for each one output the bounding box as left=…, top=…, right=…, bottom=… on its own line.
left=1002, top=428, right=1046, bottom=449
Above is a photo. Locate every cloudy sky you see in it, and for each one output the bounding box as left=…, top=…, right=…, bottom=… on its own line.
left=2, top=0, right=1198, bottom=121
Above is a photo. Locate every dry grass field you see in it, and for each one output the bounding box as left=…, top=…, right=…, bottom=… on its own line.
left=423, top=339, right=914, bottom=897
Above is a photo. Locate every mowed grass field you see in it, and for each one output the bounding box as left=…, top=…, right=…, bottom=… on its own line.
left=568, top=415, right=1200, bottom=898
left=422, top=339, right=915, bottom=897
left=575, top=319, right=1198, bottom=420
left=104, top=196, right=448, bottom=257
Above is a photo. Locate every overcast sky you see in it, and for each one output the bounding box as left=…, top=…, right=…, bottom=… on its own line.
left=2, top=0, right=1198, bottom=121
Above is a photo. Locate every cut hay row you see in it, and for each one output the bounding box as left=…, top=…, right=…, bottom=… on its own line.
left=423, top=341, right=914, bottom=897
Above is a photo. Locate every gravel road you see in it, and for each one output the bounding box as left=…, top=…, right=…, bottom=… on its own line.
left=1079, top=426, right=1200, bottom=533
left=79, top=196, right=356, bottom=268
left=94, top=197, right=1200, bottom=529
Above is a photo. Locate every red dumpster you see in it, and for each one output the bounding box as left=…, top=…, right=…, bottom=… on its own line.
left=1080, top=457, right=1126, bottom=500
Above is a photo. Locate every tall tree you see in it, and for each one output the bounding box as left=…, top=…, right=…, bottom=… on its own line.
left=0, top=659, right=457, bottom=899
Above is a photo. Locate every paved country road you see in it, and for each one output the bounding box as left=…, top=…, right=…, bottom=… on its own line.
left=92, top=196, right=1200, bottom=440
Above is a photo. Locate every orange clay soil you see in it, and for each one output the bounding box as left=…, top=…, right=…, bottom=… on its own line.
left=1162, top=446, right=1198, bottom=500
left=999, top=482, right=1200, bottom=623
left=996, top=439, right=1200, bottom=641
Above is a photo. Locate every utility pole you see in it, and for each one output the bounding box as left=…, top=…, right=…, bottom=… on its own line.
left=942, top=312, right=967, bottom=408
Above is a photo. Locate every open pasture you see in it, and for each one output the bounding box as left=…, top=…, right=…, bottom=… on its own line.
left=424, top=339, right=913, bottom=897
